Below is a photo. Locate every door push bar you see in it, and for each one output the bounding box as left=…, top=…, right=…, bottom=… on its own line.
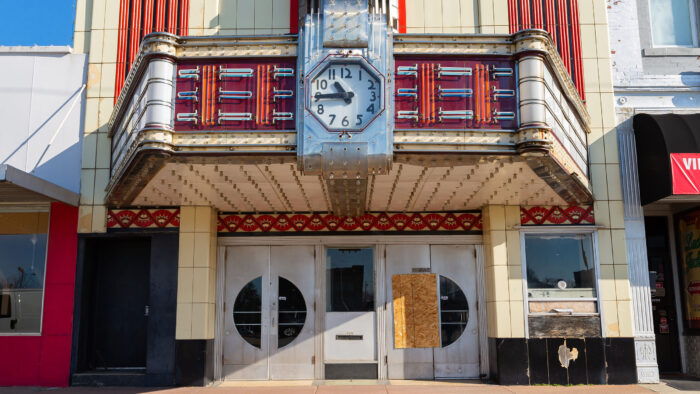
left=218, top=109, right=253, bottom=123
left=218, top=66, right=254, bottom=79
left=177, top=88, right=198, bottom=101
left=176, top=111, right=199, bottom=124
left=218, top=88, right=253, bottom=101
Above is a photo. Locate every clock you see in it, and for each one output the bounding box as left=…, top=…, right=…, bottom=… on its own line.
left=306, top=56, right=384, bottom=132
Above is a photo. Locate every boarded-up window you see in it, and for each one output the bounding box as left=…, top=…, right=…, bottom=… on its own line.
left=392, top=273, right=440, bottom=348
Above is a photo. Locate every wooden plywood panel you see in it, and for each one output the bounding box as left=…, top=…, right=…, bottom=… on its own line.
left=392, top=273, right=440, bottom=349
left=412, top=274, right=440, bottom=348
left=392, top=274, right=411, bottom=348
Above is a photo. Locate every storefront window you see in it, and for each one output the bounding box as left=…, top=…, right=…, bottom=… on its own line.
left=525, top=233, right=596, bottom=299
left=0, top=212, right=49, bottom=333
left=326, top=248, right=374, bottom=312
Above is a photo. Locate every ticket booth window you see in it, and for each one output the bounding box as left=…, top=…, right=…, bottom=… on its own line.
left=0, top=212, right=49, bottom=334
left=524, top=234, right=597, bottom=299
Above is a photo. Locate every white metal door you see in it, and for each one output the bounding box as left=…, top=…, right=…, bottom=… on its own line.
left=431, top=245, right=479, bottom=378
left=385, top=245, right=434, bottom=379
left=223, top=245, right=315, bottom=380
left=269, top=245, right=315, bottom=379
left=223, top=246, right=269, bottom=380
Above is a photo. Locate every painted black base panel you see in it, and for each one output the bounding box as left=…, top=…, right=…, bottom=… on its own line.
left=489, top=337, right=637, bottom=385
left=325, top=363, right=378, bottom=379
left=71, top=372, right=174, bottom=387
left=175, top=339, right=214, bottom=386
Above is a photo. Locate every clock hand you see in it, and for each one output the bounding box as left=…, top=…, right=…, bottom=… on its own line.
left=314, top=91, right=355, bottom=103
left=333, top=82, right=354, bottom=104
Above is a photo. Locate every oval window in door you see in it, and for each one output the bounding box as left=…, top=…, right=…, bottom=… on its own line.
left=233, top=276, right=262, bottom=348
left=439, top=275, right=469, bottom=347
left=278, top=277, right=307, bottom=348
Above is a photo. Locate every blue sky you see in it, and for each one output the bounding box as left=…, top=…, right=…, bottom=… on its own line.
left=0, top=1, right=77, bottom=46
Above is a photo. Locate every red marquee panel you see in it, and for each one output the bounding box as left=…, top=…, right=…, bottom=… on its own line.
left=394, top=57, right=517, bottom=130
left=520, top=205, right=594, bottom=225
left=217, top=212, right=482, bottom=233
left=174, top=59, right=296, bottom=131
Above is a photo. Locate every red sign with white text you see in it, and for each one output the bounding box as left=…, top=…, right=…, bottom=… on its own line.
left=671, top=153, right=700, bottom=194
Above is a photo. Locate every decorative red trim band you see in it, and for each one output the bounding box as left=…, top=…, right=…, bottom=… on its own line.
left=107, top=208, right=181, bottom=228
left=520, top=206, right=594, bottom=225
left=218, top=212, right=482, bottom=233
left=398, top=0, right=406, bottom=33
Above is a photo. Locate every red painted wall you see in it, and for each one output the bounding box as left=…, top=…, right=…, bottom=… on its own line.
left=0, top=202, right=79, bottom=387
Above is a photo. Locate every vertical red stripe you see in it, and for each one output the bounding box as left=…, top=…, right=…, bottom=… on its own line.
left=143, top=0, right=154, bottom=36
left=114, top=0, right=129, bottom=101
left=544, top=0, right=557, bottom=46
left=155, top=0, right=165, bottom=31
left=532, top=0, right=543, bottom=29
left=398, top=0, right=406, bottom=33
left=519, top=0, right=531, bottom=29
left=569, top=0, right=585, bottom=99
left=557, top=0, right=571, bottom=72
left=508, top=0, right=518, bottom=33
left=128, top=0, right=142, bottom=68
left=290, top=0, right=299, bottom=34
left=179, top=0, right=189, bottom=35
left=167, top=0, right=177, bottom=34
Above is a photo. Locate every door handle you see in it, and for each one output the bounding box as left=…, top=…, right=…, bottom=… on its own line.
left=144, top=305, right=150, bottom=317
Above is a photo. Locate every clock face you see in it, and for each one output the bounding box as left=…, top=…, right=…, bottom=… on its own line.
left=307, top=59, right=383, bottom=132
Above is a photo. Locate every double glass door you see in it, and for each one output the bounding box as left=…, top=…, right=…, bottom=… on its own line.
left=223, top=246, right=315, bottom=380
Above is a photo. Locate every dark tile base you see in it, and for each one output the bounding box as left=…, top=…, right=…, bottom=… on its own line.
left=325, top=363, right=378, bottom=379
left=175, top=339, right=214, bottom=386
left=490, top=336, right=637, bottom=385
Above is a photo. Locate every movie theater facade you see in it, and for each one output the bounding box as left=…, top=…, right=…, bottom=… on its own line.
left=68, top=0, right=640, bottom=386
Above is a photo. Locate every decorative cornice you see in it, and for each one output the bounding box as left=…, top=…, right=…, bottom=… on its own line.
left=107, top=208, right=180, bottom=229
left=520, top=205, right=594, bottom=225
left=218, top=212, right=482, bottom=233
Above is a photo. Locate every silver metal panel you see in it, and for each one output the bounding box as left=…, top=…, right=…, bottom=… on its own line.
left=384, top=245, right=434, bottom=379
left=223, top=246, right=270, bottom=380
left=269, top=245, right=315, bottom=380
left=0, top=52, right=86, bottom=193
left=298, top=9, right=393, bottom=215
left=324, top=311, right=377, bottom=362
left=322, top=0, right=369, bottom=48
left=431, top=244, right=480, bottom=379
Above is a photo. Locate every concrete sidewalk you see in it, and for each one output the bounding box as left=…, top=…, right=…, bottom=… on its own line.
left=2, top=379, right=699, bottom=394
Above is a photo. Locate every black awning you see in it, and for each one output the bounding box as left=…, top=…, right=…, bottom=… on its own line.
left=633, top=113, right=700, bottom=205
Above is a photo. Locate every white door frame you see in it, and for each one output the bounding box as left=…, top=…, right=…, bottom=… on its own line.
left=215, top=234, right=487, bottom=381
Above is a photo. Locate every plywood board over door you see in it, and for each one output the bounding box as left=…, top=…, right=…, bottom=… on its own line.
left=392, top=273, right=440, bottom=349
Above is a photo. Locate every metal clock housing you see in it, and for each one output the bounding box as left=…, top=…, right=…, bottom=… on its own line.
left=305, top=55, right=385, bottom=132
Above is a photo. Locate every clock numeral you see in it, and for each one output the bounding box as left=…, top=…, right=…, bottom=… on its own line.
left=316, top=79, right=328, bottom=90
left=329, top=114, right=336, bottom=125
left=359, top=69, right=362, bottom=81
left=356, top=115, right=363, bottom=125
left=342, top=116, right=350, bottom=127
left=370, top=91, right=377, bottom=102
left=328, top=68, right=336, bottom=80
left=317, top=104, right=324, bottom=114
left=341, top=67, right=352, bottom=79
left=367, top=79, right=376, bottom=90
left=366, top=103, right=375, bottom=114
